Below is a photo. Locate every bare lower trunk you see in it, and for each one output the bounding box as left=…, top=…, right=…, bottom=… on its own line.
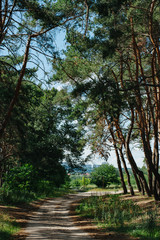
left=109, top=127, right=127, bottom=194
left=125, top=144, right=151, bottom=197
left=132, top=168, right=142, bottom=193
left=139, top=177, right=145, bottom=195
left=0, top=163, right=2, bottom=187
left=119, top=147, right=134, bottom=195
left=116, top=150, right=128, bottom=194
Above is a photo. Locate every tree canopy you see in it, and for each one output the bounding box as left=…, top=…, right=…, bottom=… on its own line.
left=1, top=0, right=160, bottom=200
left=91, top=164, right=120, bottom=188
left=52, top=0, right=160, bottom=199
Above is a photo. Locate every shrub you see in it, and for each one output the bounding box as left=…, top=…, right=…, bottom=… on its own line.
left=90, top=164, right=120, bottom=188
left=70, top=175, right=91, bottom=188
left=0, top=163, right=70, bottom=204
left=3, top=164, right=37, bottom=193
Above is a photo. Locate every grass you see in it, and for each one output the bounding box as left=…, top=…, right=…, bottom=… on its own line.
left=0, top=212, right=19, bottom=240
left=0, top=185, right=75, bottom=205
left=76, top=194, right=141, bottom=225
left=106, top=224, right=160, bottom=240
left=89, top=187, right=122, bottom=192
left=76, top=193, right=160, bottom=239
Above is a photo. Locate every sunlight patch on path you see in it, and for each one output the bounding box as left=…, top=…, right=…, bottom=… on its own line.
left=25, top=193, right=92, bottom=240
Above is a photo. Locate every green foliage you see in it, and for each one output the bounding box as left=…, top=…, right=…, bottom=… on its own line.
left=0, top=0, right=88, bottom=186
left=1, top=164, right=38, bottom=204
left=70, top=175, right=91, bottom=189
left=1, top=0, right=160, bottom=205
left=19, top=88, right=85, bottom=177
left=0, top=75, right=44, bottom=182
left=76, top=194, right=141, bottom=226
left=70, top=177, right=81, bottom=188
left=16, top=0, right=85, bottom=28
left=4, top=164, right=36, bottom=193
left=90, top=164, right=120, bottom=188
left=77, top=194, right=160, bottom=239
left=131, top=209, right=160, bottom=239
left=142, top=210, right=158, bottom=238
left=0, top=66, right=85, bottom=189
left=81, top=176, right=91, bottom=186
left=0, top=163, right=70, bottom=204
left=0, top=212, right=19, bottom=240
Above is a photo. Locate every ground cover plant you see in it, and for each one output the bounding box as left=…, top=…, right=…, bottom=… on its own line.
left=0, top=211, right=19, bottom=240
left=76, top=193, right=160, bottom=239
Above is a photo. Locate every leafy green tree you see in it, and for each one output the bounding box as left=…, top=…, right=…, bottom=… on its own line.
left=52, top=0, right=160, bottom=199
left=17, top=87, right=86, bottom=182
left=0, top=1, right=91, bottom=189
left=0, top=0, right=89, bottom=137
left=4, top=164, right=36, bottom=193
left=0, top=69, right=43, bottom=186
left=0, top=67, right=86, bottom=186
left=90, top=164, right=120, bottom=188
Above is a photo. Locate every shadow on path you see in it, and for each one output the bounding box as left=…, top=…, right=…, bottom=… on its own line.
left=25, top=193, right=96, bottom=240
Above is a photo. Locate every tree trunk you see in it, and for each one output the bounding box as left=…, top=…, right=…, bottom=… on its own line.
left=0, top=36, right=31, bottom=138
left=119, top=146, right=134, bottom=195
left=109, top=127, right=128, bottom=194
left=132, top=168, right=142, bottom=193
left=139, top=177, right=145, bottom=195
left=116, top=149, right=128, bottom=194
left=125, top=144, right=151, bottom=197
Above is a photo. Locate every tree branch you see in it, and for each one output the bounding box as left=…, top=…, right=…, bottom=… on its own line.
left=0, top=36, right=31, bottom=137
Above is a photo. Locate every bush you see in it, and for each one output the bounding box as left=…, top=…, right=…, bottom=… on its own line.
left=0, top=163, right=70, bottom=204
left=3, top=164, right=37, bottom=193
left=90, top=164, right=120, bottom=188
left=70, top=175, right=91, bottom=188
left=70, top=177, right=81, bottom=188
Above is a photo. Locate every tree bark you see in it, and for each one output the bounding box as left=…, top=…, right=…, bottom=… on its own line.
left=109, top=127, right=128, bottom=194
left=0, top=36, right=31, bottom=138
left=125, top=144, right=151, bottom=197
left=119, top=146, right=134, bottom=195
left=116, top=149, right=128, bottom=194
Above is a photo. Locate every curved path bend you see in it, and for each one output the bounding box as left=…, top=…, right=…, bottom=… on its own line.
left=25, top=191, right=120, bottom=240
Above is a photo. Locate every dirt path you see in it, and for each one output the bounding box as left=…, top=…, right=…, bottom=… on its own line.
left=24, top=191, right=113, bottom=240
left=1, top=190, right=154, bottom=239
left=24, top=190, right=142, bottom=240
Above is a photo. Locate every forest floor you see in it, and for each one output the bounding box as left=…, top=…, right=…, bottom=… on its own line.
left=0, top=191, right=158, bottom=240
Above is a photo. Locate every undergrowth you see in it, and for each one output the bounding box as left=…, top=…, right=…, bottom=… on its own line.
left=0, top=212, right=19, bottom=240
left=76, top=194, right=160, bottom=239
left=0, top=185, right=73, bottom=205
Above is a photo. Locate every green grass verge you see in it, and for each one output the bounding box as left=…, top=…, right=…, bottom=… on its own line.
left=0, top=186, right=75, bottom=205
left=104, top=223, right=160, bottom=240
left=0, top=212, right=19, bottom=240
left=76, top=194, right=160, bottom=240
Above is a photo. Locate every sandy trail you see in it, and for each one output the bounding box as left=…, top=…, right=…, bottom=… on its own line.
left=25, top=191, right=109, bottom=240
